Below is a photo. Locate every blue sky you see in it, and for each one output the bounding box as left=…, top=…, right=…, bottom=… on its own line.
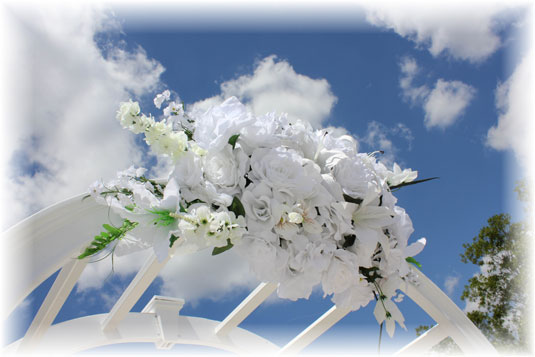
left=2, top=1, right=533, bottom=354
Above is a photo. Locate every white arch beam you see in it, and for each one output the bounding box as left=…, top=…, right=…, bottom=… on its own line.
left=101, top=249, right=175, bottom=333
left=17, top=258, right=88, bottom=352
left=2, top=194, right=108, bottom=316
left=6, top=313, right=280, bottom=355
left=215, top=282, right=277, bottom=337
left=394, top=324, right=449, bottom=355
left=399, top=268, right=498, bottom=355
left=279, top=305, right=351, bottom=355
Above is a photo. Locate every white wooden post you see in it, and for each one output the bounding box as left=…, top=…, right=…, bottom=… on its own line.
left=279, top=305, right=351, bottom=355
left=17, top=258, right=88, bottom=352
left=101, top=248, right=175, bottom=333
left=141, top=295, right=185, bottom=349
left=215, top=282, right=277, bottom=337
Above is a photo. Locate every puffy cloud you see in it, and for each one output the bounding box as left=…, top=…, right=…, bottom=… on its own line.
left=0, top=4, right=164, bottom=229
left=190, top=55, right=337, bottom=128
left=398, top=57, right=476, bottom=129
left=159, top=249, right=259, bottom=305
left=486, top=50, right=534, bottom=171
left=359, top=121, right=414, bottom=166
left=399, top=57, right=430, bottom=104
left=423, top=79, right=476, bottom=129
left=444, top=275, right=460, bottom=296
left=363, top=1, right=522, bottom=62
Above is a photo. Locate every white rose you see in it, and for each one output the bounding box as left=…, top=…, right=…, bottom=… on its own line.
left=331, top=280, right=374, bottom=311
left=203, top=146, right=247, bottom=194
left=171, top=151, right=203, bottom=189
left=239, top=111, right=282, bottom=155
left=277, top=271, right=318, bottom=301
left=241, top=182, right=283, bottom=233
left=249, top=147, right=314, bottom=198
left=325, top=153, right=378, bottom=199
left=322, top=249, right=360, bottom=295
left=279, top=118, right=318, bottom=160
left=235, top=234, right=289, bottom=282
left=193, top=96, right=255, bottom=151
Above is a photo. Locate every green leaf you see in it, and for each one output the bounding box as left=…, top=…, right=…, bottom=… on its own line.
left=343, top=194, right=363, bottom=205
left=228, top=134, right=240, bottom=149
left=103, top=224, right=121, bottom=235
left=212, top=239, right=234, bottom=255
left=389, top=177, right=439, bottom=190
left=405, top=256, right=422, bottom=268
left=169, top=234, right=179, bottom=248
left=185, top=198, right=205, bottom=208
left=184, top=128, right=193, bottom=141
left=78, top=219, right=138, bottom=259
left=179, top=203, right=187, bottom=213
left=228, top=196, right=246, bottom=217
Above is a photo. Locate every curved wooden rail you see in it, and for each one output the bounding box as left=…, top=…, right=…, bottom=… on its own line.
left=5, top=312, right=279, bottom=354
left=2, top=193, right=499, bottom=355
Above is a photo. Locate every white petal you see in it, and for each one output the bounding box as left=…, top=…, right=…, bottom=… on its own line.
left=160, top=178, right=180, bottom=211
left=405, top=237, right=426, bottom=257
left=373, top=299, right=386, bottom=325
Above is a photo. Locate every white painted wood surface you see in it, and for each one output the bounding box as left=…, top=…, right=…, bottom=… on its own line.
left=17, top=258, right=88, bottom=352
left=215, top=282, right=277, bottom=337
left=5, top=313, right=280, bottom=355
left=400, top=268, right=499, bottom=355
left=394, top=324, right=448, bottom=355
left=141, top=296, right=185, bottom=349
left=279, top=305, right=351, bottom=355
left=2, top=194, right=109, bottom=316
left=2, top=194, right=500, bottom=355
left=101, top=250, right=175, bottom=333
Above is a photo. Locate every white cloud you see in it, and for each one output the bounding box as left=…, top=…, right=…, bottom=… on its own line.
left=360, top=121, right=414, bottom=166
left=486, top=50, right=534, bottom=172
left=159, top=249, right=259, bottom=305
left=399, top=57, right=430, bottom=104
left=76, top=249, right=152, bottom=291
left=363, top=1, right=525, bottom=62
left=0, top=4, right=164, bottom=229
left=399, top=57, right=476, bottom=129
left=423, top=79, right=476, bottom=129
left=190, top=55, right=337, bottom=128
left=444, top=275, right=460, bottom=296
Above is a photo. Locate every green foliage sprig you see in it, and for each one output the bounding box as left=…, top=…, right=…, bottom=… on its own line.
left=388, top=177, right=439, bottom=191
left=78, top=219, right=138, bottom=259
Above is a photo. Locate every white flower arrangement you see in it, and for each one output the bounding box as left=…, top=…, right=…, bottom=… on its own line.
left=83, top=91, right=434, bottom=337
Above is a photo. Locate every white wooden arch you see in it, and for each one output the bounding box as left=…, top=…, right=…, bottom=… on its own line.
left=2, top=194, right=499, bottom=355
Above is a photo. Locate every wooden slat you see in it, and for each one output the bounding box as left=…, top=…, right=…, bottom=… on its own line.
left=394, top=324, right=448, bottom=355
left=215, top=282, right=277, bottom=337
left=101, top=251, right=172, bottom=333
left=18, top=258, right=88, bottom=352
left=400, top=268, right=498, bottom=355
left=279, top=305, right=351, bottom=355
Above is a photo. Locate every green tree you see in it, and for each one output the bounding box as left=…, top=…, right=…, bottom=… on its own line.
left=460, top=213, right=530, bottom=353
left=417, top=181, right=532, bottom=354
